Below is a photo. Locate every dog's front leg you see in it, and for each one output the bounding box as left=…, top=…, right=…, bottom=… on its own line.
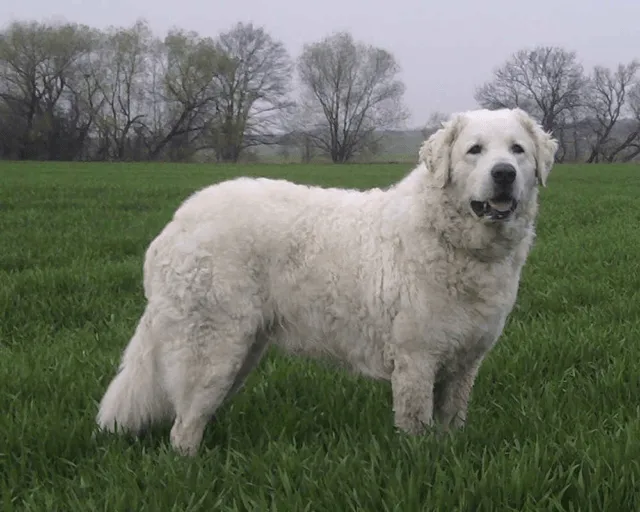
left=390, top=350, right=438, bottom=435
left=388, top=312, right=440, bottom=435
left=433, top=359, right=482, bottom=430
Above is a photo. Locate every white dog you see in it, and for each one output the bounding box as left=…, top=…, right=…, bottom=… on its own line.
left=96, top=108, right=558, bottom=455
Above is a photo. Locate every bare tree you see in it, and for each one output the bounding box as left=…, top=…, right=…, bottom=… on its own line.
left=297, top=31, right=408, bottom=163
left=0, top=20, right=95, bottom=159
left=0, top=21, right=51, bottom=158
left=605, top=80, right=640, bottom=162
left=475, top=46, right=585, bottom=140
left=145, top=29, right=229, bottom=160
left=583, top=61, right=640, bottom=162
left=91, top=20, right=155, bottom=160
left=209, top=22, right=293, bottom=162
left=56, top=41, right=105, bottom=160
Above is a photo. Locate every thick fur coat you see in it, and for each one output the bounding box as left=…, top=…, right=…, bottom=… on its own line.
left=97, top=108, right=558, bottom=455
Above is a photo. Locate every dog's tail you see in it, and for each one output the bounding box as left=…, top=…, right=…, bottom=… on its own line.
left=96, top=307, right=171, bottom=435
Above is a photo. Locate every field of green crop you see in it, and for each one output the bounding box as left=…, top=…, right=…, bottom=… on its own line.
left=1, top=160, right=639, bottom=511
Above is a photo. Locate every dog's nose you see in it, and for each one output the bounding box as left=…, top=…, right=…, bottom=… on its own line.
left=491, top=163, right=516, bottom=185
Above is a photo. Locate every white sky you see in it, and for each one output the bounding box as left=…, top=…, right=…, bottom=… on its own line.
left=2, top=0, right=639, bottom=128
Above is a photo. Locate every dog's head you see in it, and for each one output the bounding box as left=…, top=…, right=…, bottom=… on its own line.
left=419, top=108, right=558, bottom=223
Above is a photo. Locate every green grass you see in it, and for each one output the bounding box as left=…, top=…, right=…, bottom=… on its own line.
left=1, top=160, right=639, bottom=511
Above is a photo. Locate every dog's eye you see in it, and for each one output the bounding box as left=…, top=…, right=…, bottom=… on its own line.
left=467, top=144, right=482, bottom=155
left=511, top=143, right=525, bottom=154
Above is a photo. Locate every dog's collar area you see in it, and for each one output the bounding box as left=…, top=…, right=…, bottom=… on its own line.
left=470, top=198, right=518, bottom=221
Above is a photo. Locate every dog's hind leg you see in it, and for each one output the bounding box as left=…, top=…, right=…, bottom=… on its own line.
left=224, top=329, right=272, bottom=401
left=160, top=314, right=267, bottom=456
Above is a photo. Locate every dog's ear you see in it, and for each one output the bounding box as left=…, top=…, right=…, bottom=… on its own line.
left=418, top=114, right=465, bottom=188
left=515, top=108, right=558, bottom=187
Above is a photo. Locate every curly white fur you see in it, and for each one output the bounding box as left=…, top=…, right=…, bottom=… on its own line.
left=96, top=108, right=558, bottom=455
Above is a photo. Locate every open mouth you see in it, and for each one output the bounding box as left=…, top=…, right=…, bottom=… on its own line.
left=470, top=198, right=518, bottom=221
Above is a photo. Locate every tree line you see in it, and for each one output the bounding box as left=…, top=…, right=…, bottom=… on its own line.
left=475, top=48, right=640, bottom=163
left=0, top=20, right=407, bottom=163
left=0, top=19, right=638, bottom=164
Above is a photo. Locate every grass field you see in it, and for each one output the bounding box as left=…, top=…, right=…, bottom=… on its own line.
left=1, top=160, right=639, bottom=511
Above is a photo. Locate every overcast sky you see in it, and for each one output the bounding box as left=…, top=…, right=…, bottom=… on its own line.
left=2, top=0, right=639, bottom=128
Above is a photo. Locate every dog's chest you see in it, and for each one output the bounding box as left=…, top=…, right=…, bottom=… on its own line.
left=436, top=259, right=520, bottom=371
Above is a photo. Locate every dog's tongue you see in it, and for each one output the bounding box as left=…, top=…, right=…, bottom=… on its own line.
left=488, top=199, right=512, bottom=212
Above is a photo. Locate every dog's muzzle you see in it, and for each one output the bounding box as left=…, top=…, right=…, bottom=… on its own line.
left=470, top=163, right=519, bottom=221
